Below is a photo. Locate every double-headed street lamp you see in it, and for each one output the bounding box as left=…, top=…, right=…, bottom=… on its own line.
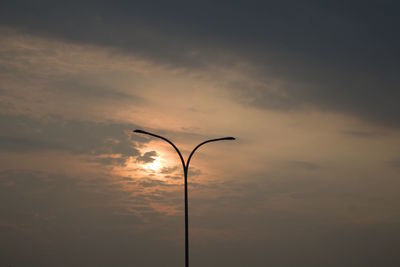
left=133, top=129, right=235, bottom=267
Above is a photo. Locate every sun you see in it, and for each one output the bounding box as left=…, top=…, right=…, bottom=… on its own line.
left=145, top=157, right=162, bottom=172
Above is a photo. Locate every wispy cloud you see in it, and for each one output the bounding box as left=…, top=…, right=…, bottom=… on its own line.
left=136, top=151, right=157, bottom=163
left=1, top=2, right=400, bottom=127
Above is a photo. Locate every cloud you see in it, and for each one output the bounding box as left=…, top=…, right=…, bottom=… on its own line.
left=51, top=78, right=145, bottom=104
left=187, top=167, right=202, bottom=177
left=0, top=169, right=184, bottom=267
left=160, top=165, right=178, bottom=174
left=0, top=114, right=140, bottom=166
left=137, top=178, right=179, bottom=188
left=136, top=150, right=157, bottom=163
left=1, top=1, right=400, bottom=127
left=0, top=30, right=150, bottom=123
left=341, top=129, right=385, bottom=139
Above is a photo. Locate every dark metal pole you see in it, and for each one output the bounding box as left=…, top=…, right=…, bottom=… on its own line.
left=133, top=130, right=235, bottom=267
left=184, top=166, right=189, bottom=267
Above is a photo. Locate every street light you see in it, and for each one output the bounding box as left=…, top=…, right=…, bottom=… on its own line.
left=133, top=129, right=235, bottom=267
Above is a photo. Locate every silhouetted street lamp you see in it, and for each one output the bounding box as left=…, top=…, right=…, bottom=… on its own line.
left=133, top=129, right=235, bottom=267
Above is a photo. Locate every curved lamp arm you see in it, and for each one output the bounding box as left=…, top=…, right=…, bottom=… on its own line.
left=186, top=137, right=235, bottom=170
left=133, top=129, right=235, bottom=172
left=133, top=129, right=186, bottom=171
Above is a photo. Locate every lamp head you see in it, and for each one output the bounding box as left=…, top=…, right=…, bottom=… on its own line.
left=133, top=129, right=147, bottom=134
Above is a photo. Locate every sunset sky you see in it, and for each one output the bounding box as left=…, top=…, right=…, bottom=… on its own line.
left=1, top=1, right=400, bottom=266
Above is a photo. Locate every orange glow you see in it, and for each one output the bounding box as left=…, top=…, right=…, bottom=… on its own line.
left=145, top=156, right=162, bottom=171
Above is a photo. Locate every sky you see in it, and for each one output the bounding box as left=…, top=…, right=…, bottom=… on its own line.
left=0, top=1, right=400, bottom=266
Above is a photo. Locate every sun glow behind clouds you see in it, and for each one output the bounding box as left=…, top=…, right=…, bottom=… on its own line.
left=145, top=156, right=162, bottom=171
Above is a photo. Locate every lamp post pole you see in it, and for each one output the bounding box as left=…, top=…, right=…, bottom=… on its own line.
left=133, top=129, right=235, bottom=267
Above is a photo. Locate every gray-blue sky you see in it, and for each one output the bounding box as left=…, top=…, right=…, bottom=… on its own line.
left=1, top=0, right=399, bottom=127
